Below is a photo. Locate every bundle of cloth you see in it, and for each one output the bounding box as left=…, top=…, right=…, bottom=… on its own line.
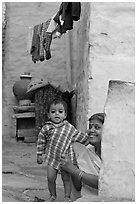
left=27, top=2, right=81, bottom=63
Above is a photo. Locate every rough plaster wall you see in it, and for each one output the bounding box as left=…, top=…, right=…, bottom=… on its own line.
left=99, top=80, right=135, bottom=200
left=69, top=2, right=90, bottom=131
left=2, top=3, right=6, bottom=28
left=2, top=2, right=68, bottom=137
left=88, top=3, right=135, bottom=117
left=2, top=3, right=6, bottom=66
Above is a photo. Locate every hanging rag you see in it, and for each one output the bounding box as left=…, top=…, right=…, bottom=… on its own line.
left=30, top=19, right=52, bottom=63
left=39, top=19, right=51, bottom=61
left=29, top=2, right=81, bottom=63
left=27, top=26, right=34, bottom=54
left=30, top=24, right=41, bottom=63
left=47, top=14, right=62, bottom=38
left=54, top=2, right=81, bottom=34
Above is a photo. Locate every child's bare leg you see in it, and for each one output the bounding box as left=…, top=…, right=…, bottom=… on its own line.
left=71, top=173, right=82, bottom=191
left=61, top=170, right=72, bottom=200
left=71, top=173, right=82, bottom=199
left=47, top=165, right=58, bottom=198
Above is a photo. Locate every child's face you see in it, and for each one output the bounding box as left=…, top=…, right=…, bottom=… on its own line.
left=48, top=103, right=67, bottom=124
left=89, top=119, right=103, bottom=143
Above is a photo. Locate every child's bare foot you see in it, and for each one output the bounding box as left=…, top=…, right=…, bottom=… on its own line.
left=64, top=196, right=72, bottom=202
left=47, top=195, right=56, bottom=202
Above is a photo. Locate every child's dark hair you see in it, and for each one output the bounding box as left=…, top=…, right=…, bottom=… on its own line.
left=47, top=99, right=68, bottom=114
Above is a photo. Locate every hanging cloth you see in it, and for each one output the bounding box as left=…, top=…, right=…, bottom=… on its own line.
left=27, top=26, right=34, bottom=54
left=30, top=19, right=52, bottom=63
left=54, top=2, right=81, bottom=34
left=30, top=24, right=41, bottom=63
left=29, top=2, right=81, bottom=63
left=39, top=19, right=51, bottom=61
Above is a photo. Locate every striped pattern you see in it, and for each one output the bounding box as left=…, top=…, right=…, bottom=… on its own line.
left=37, top=120, right=89, bottom=170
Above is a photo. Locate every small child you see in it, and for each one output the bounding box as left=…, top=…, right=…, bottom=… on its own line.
left=37, top=99, right=90, bottom=202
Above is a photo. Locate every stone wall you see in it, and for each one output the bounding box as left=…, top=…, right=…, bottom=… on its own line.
left=88, top=3, right=135, bottom=117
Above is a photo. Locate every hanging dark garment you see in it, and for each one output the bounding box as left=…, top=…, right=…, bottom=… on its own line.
left=30, top=24, right=41, bottom=63
left=43, top=32, right=52, bottom=60
left=71, top=2, right=81, bottom=21
left=39, top=19, right=51, bottom=61
left=39, top=23, right=45, bottom=62
left=61, top=2, right=81, bottom=21
left=30, top=19, right=52, bottom=63
left=54, top=2, right=81, bottom=34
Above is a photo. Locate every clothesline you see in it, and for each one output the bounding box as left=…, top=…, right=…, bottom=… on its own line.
left=28, top=2, right=81, bottom=63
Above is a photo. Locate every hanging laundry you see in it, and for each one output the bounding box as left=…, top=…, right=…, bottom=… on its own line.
left=27, top=26, right=34, bottom=54
left=30, top=19, right=52, bottom=63
left=39, top=19, right=51, bottom=61
left=47, top=14, right=62, bottom=39
left=30, top=24, right=41, bottom=63
left=29, top=2, right=81, bottom=63
left=29, top=16, right=62, bottom=63
left=53, top=2, right=81, bottom=34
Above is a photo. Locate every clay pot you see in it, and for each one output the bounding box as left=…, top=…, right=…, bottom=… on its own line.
left=13, top=73, right=33, bottom=101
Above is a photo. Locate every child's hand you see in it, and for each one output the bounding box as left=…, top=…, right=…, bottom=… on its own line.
left=37, top=154, right=43, bottom=164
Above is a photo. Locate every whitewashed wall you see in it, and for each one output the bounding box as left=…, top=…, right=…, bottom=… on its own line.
left=2, top=2, right=67, bottom=137
left=70, top=3, right=135, bottom=201
left=99, top=81, right=135, bottom=200
left=88, top=3, right=135, bottom=118
left=66, top=2, right=91, bottom=131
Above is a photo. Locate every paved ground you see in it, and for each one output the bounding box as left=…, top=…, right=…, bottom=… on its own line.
left=2, top=138, right=77, bottom=202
